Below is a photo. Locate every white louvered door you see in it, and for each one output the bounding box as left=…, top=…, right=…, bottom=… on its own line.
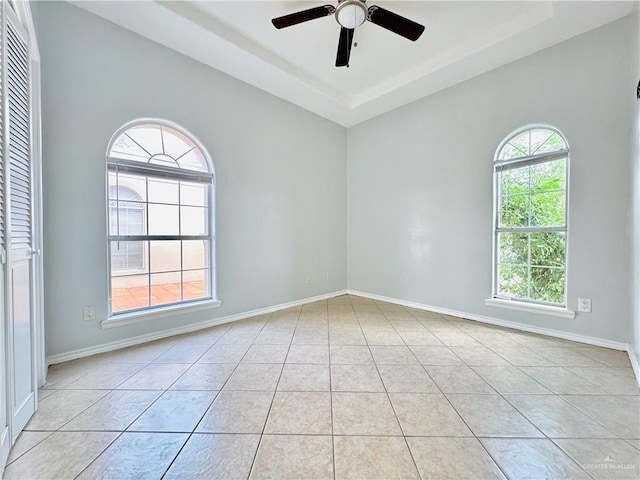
left=5, top=5, right=35, bottom=441
left=0, top=0, right=9, bottom=472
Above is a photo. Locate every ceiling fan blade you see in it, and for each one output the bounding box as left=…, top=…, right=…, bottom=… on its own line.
left=335, top=27, right=354, bottom=67
left=367, top=6, right=425, bottom=41
left=272, top=5, right=336, bottom=29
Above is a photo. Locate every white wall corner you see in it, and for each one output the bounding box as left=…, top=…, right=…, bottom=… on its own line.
left=628, top=344, right=640, bottom=388
left=46, top=289, right=348, bottom=366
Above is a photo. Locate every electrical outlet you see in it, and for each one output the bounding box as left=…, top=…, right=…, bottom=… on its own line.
left=306, top=275, right=312, bottom=285
left=578, top=298, right=591, bottom=313
left=83, top=305, right=96, bottom=321
left=326, top=273, right=331, bottom=281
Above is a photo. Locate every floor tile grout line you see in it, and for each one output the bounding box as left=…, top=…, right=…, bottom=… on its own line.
left=33, top=389, right=112, bottom=435
left=68, top=326, right=235, bottom=480
left=548, top=438, right=606, bottom=480
left=3, top=430, right=54, bottom=467
left=466, top=364, right=554, bottom=395
left=246, top=306, right=302, bottom=480
left=160, top=312, right=275, bottom=480
left=558, top=395, right=635, bottom=441
left=437, top=366, right=605, bottom=478
left=399, top=302, right=516, bottom=480
left=351, top=297, right=424, bottom=478
left=111, top=328, right=232, bottom=435
left=499, top=390, right=621, bottom=441
left=478, top=340, right=610, bottom=393
left=326, top=302, right=337, bottom=480
left=72, top=430, right=126, bottom=480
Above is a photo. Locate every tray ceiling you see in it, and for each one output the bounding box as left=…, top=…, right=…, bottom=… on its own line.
left=72, top=1, right=637, bottom=126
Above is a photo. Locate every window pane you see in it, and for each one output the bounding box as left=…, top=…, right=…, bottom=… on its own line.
left=183, top=269, right=209, bottom=301
left=109, top=133, right=149, bottom=162
left=535, top=132, right=566, bottom=154
left=148, top=204, right=179, bottom=236
left=151, top=272, right=182, bottom=306
left=530, top=192, right=565, bottom=227
left=111, top=241, right=147, bottom=272
left=162, top=127, right=193, bottom=159
left=180, top=182, right=207, bottom=207
left=150, top=240, right=180, bottom=273
left=183, top=240, right=209, bottom=270
left=181, top=206, right=208, bottom=236
left=530, top=159, right=566, bottom=193
left=529, top=129, right=553, bottom=154
left=500, top=168, right=529, bottom=196
left=148, top=178, right=179, bottom=205
left=510, top=132, right=530, bottom=156
left=498, top=232, right=528, bottom=265
left=109, top=201, right=146, bottom=236
left=111, top=274, right=149, bottom=313
left=530, top=232, right=565, bottom=268
left=498, top=143, right=525, bottom=160
left=127, top=125, right=162, bottom=156
left=497, top=264, right=528, bottom=299
left=499, top=194, right=528, bottom=228
left=178, top=149, right=208, bottom=173
left=530, top=267, right=565, bottom=304
left=118, top=174, right=147, bottom=201
left=108, top=172, right=118, bottom=199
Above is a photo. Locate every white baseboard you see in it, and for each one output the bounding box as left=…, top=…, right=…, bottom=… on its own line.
left=347, top=290, right=630, bottom=351
left=629, top=345, right=640, bottom=388
left=47, top=289, right=348, bottom=366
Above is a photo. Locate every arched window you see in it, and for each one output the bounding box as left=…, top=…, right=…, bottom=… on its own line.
left=106, top=120, right=215, bottom=315
left=493, top=126, right=569, bottom=306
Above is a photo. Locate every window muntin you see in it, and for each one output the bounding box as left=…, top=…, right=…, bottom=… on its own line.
left=493, top=127, right=568, bottom=306
left=107, top=121, right=214, bottom=315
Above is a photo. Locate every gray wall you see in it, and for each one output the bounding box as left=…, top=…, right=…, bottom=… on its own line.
left=631, top=12, right=640, bottom=367
left=33, top=2, right=347, bottom=357
left=348, top=14, right=638, bottom=344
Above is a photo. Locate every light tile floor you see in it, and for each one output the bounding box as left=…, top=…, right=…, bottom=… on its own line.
left=4, top=295, right=640, bottom=480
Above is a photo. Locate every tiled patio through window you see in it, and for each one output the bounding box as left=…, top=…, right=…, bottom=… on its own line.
left=4, top=295, right=639, bottom=479
left=111, top=281, right=206, bottom=312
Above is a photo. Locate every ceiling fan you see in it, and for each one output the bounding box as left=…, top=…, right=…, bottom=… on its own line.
left=272, top=1, right=425, bottom=68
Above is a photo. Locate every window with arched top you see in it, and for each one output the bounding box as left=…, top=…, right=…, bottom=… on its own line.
left=107, top=120, right=216, bottom=316
left=493, top=126, right=569, bottom=306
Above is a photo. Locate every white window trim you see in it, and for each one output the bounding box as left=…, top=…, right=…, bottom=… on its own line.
left=102, top=298, right=222, bottom=329
left=485, top=298, right=575, bottom=319
left=491, top=124, right=570, bottom=309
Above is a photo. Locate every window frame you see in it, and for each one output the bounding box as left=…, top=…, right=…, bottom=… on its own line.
left=490, top=125, right=571, bottom=312
left=104, top=118, right=219, bottom=321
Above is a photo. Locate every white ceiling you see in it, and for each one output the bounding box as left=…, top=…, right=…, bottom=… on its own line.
left=72, top=1, right=637, bottom=126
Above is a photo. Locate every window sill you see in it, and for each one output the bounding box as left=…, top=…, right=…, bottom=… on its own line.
left=102, top=299, right=223, bottom=329
left=485, top=298, right=575, bottom=319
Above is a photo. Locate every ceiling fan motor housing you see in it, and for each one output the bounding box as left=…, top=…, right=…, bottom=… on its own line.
left=336, top=0, right=367, bottom=29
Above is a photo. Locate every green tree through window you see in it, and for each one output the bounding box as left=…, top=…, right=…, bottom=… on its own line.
left=494, top=127, right=568, bottom=305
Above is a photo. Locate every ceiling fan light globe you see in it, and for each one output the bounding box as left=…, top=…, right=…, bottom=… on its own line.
left=336, top=1, right=366, bottom=29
